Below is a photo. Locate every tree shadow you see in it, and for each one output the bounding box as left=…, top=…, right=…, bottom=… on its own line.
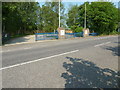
left=61, top=57, right=119, bottom=88
left=103, top=45, right=120, bottom=56
left=5, top=36, right=32, bottom=44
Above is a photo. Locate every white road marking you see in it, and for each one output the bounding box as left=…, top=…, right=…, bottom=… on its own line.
left=94, top=42, right=111, bottom=47
left=0, top=50, right=79, bottom=71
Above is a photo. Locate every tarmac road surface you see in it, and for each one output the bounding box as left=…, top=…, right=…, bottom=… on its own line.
left=1, top=35, right=119, bottom=88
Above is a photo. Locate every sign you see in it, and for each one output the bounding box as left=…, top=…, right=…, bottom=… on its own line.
left=85, top=30, right=88, bottom=34
left=60, top=30, right=65, bottom=35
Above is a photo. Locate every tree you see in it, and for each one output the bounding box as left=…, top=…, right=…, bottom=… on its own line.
left=87, top=2, right=118, bottom=34
left=38, top=3, right=59, bottom=32
left=2, top=2, right=40, bottom=35
left=66, top=5, right=79, bottom=28
left=38, top=1, right=65, bottom=32
left=2, top=1, right=66, bottom=36
left=67, top=2, right=118, bottom=34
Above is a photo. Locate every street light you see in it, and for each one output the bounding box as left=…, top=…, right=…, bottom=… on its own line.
left=59, top=0, right=61, bottom=27
left=84, top=3, right=86, bottom=29
left=84, top=2, right=91, bottom=29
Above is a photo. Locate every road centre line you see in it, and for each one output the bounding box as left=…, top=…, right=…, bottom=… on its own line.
left=0, top=50, right=79, bottom=71
left=94, top=42, right=111, bottom=47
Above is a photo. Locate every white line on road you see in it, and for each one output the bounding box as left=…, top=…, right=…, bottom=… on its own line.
left=94, top=42, right=111, bottom=47
left=0, top=50, right=79, bottom=71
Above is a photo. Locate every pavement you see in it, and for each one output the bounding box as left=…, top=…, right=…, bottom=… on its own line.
left=1, top=35, right=119, bottom=88
left=4, top=34, right=116, bottom=46
left=4, top=35, right=59, bottom=46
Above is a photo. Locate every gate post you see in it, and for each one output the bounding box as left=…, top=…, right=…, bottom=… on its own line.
left=57, top=27, right=65, bottom=39
left=83, top=28, right=90, bottom=37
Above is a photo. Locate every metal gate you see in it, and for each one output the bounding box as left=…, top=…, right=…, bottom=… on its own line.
left=35, top=32, right=58, bottom=41
left=35, top=32, right=83, bottom=41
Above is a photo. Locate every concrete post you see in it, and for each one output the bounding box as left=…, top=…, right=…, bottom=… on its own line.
left=57, top=27, right=65, bottom=39
left=83, top=28, right=90, bottom=37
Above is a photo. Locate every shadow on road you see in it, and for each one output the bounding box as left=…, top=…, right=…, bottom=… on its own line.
left=103, top=45, right=120, bottom=56
left=61, top=57, right=118, bottom=88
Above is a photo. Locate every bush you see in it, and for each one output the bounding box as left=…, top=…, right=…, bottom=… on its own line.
left=109, top=31, right=120, bottom=35
left=70, top=25, right=77, bottom=30
left=74, top=26, right=83, bottom=33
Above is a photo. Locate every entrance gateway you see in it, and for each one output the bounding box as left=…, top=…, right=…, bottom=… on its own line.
left=35, top=27, right=85, bottom=41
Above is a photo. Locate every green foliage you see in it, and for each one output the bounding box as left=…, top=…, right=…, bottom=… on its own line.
left=70, top=25, right=77, bottom=30
left=2, top=1, right=118, bottom=38
left=70, top=24, right=83, bottom=33
left=67, top=2, right=118, bottom=35
left=67, top=5, right=79, bottom=27
left=38, top=2, right=65, bottom=32
left=2, top=2, right=39, bottom=36
left=38, top=2, right=58, bottom=32
left=70, top=25, right=84, bottom=37
left=75, top=26, right=83, bottom=33
left=2, top=1, right=65, bottom=36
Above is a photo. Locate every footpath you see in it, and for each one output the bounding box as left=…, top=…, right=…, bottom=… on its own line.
left=4, top=35, right=56, bottom=46
left=4, top=34, right=118, bottom=46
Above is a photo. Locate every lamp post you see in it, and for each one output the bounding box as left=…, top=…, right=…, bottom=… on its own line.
left=84, top=2, right=91, bottom=29
left=83, top=2, right=91, bottom=37
left=59, top=0, right=61, bottom=27
left=84, top=3, right=86, bottom=29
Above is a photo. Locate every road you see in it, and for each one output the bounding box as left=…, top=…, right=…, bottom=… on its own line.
left=1, top=36, right=119, bottom=88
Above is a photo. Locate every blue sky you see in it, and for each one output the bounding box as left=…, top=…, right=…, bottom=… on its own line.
left=38, top=1, right=118, bottom=8
left=38, top=1, right=118, bottom=14
left=38, top=1, right=118, bottom=7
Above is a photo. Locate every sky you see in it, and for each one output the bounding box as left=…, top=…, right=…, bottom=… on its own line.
left=38, top=0, right=119, bottom=9
left=38, top=1, right=119, bottom=14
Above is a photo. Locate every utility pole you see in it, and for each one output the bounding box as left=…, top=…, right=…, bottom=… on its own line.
left=84, top=3, right=86, bottom=29
left=59, top=0, right=61, bottom=27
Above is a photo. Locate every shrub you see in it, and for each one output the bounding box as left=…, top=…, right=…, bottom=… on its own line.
left=74, top=26, right=83, bottom=33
